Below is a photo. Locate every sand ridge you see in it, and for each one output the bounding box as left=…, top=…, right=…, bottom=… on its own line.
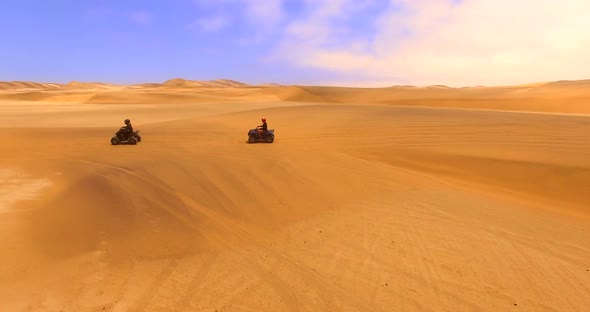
left=1, top=78, right=589, bottom=114
left=0, top=80, right=589, bottom=311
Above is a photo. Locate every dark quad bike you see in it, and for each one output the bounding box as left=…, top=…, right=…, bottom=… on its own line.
left=248, top=128, right=274, bottom=143
left=111, top=127, right=142, bottom=145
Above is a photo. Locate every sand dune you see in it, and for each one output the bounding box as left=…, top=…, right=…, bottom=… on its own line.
left=161, top=78, right=248, bottom=88
left=0, top=81, right=589, bottom=311
left=0, top=78, right=250, bottom=92
left=63, top=81, right=122, bottom=90
left=2, top=78, right=589, bottom=113
left=0, top=81, right=62, bottom=91
left=262, top=81, right=590, bottom=114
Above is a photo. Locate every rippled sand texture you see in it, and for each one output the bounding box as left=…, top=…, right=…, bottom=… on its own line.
left=1, top=79, right=589, bottom=311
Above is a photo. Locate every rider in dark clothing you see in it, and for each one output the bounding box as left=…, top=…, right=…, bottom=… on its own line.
left=121, top=119, right=133, bottom=139
left=125, top=119, right=133, bottom=132
left=257, top=117, right=267, bottom=136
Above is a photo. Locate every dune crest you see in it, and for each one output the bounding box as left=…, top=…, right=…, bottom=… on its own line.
left=0, top=81, right=61, bottom=91
left=161, top=78, right=247, bottom=88
left=64, top=81, right=119, bottom=90
left=1, top=77, right=589, bottom=114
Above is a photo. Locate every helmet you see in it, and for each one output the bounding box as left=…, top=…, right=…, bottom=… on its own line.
left=261, top=117, right=266, bottom=122
left=124, top=119, right=130, bottom=124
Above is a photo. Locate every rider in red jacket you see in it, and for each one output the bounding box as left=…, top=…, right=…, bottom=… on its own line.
left=257, top=117, right=267, bottom=136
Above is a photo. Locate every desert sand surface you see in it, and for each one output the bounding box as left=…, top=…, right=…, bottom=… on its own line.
left=0, top=79, right=589, bottom=311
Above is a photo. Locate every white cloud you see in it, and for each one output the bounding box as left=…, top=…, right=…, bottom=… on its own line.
left=272, top=0, right=590, bottom=86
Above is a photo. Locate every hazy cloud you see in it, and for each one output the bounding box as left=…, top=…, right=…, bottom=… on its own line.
left=189, top=15, right=230, bottom=32
left=242, top=0, right=285, bottom=28
left=129, top=10, right=154, bottom=25
left=191, top=0, right=285, bottom=37
left=272, top=0, right=590, bottom=86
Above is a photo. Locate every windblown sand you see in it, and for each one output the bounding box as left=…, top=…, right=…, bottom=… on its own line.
left=0, top=80, right=589, bottom=311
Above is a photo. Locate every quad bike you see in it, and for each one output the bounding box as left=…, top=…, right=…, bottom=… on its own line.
left=111, top=127, right=142, bottom=145
left=248, top=127, right=274, bottom=143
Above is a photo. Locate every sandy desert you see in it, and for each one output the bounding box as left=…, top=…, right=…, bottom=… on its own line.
left=0, top=79, right=589, bottom=311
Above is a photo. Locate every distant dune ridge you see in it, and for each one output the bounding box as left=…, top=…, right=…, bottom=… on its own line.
left=0, top=81, right=62, bottom=90
left=0, top=78, right=588, bottom=114
left=161, top=78, right=247, bottom=88
left=0, top=78, right=252, bottom=91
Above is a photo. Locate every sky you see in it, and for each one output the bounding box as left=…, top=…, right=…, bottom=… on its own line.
left=1, top=0, right=589, bottom=87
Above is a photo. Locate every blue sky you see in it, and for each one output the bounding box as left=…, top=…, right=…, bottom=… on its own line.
left=1, top=0, right=589, bottom=87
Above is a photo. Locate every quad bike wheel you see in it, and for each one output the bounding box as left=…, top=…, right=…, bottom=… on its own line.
left=111, top=137, right=120, bottom=145
left=128, top=137, right=138, bottom=145
left=265, top=135, right=274, bottom=143
left=248, top=135, right=257, bottom=143
left=136, top=136, right=141, bottom=142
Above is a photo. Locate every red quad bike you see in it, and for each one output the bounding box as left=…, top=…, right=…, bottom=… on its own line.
left=248, top=128, right=274, bottom=143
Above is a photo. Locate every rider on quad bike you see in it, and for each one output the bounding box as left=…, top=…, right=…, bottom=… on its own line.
left=121, top=119, right=133, bottom=140
left=257, top=117, right=267, bottom=137
left=111, top=118, right=141, bottom=145
left=247, top=117, right=274, bottom=143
